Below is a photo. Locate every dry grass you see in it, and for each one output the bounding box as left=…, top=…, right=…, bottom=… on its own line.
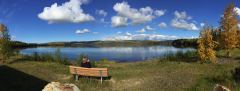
left=2, top=59, right=240, bottom=91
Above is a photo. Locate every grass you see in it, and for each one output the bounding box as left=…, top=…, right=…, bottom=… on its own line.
left=217, top=48, right=240, bottom=58
left=1, top=58, right=240, bottom=91
left=1, top=49, right=240, bottom=91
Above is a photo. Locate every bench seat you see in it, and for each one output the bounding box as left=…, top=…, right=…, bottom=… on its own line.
left=69, top=66, right=109, bottom=83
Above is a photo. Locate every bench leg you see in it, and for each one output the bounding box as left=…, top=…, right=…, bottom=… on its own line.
left=75, top=74, right=78, bottom=81
left=101, top=76, right=103, bottom=84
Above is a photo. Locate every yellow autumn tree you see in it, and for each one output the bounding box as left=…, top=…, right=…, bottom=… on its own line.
left=197, top=26, right=217, bottom=63
left=0, top=24, right=13, bottom=63
left=238, top=27, right=240, bottom=48
left=220, top=3, right=239, bottom=57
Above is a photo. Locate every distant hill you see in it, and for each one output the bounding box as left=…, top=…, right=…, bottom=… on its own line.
left=43, top=40, right=174, bottom=47
left=11, top=41, right=38, bottom=48
left=11, top=39, right=198, bottom=48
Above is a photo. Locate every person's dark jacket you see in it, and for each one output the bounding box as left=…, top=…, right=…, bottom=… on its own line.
left=81, top=62, right=91, bottom=68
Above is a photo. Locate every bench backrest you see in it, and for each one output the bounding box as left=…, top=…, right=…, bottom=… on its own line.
left=69, top=66, right=109, bottom=77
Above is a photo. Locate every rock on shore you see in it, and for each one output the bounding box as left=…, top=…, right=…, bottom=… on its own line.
left=42, top=82, right=80, bottom=91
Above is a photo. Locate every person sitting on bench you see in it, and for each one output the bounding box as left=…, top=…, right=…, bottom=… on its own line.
left=81, top=56, right=91, bottom=68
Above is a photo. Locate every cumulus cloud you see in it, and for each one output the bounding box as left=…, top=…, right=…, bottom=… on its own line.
left=145, top=25, right=154, bottom=30
left=235, top=7, right=240, bottom=16
left=136, top=25, right=154, bottom=33
left=158, top=22, right=167, bottom=28
left=126, top=32, right=132, bottom=36
left=96, top=9, right=107, bottom=17
left=111, top=1, right=165, bottom=27
left=171, top=11, right=199, bottom=31
left=76, top=29, right=90, bottom=34
left=38, top=0, right=94, bottom=24
left=136, top=28, right=146, bottom=33
left=154, top=10, right=166, bottom=17
left=104, top=33, right=178, bottom=41
left=111, top=16, right=128, bottom=27
left=113, top=2, right=154, bottom=24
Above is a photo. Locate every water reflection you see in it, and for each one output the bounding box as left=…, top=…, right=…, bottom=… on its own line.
left=20, top=46, right=195, bottom=62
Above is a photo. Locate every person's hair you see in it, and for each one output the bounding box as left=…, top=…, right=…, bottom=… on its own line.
left=82, top=56, right=88, bottom=62
left=83, top=56, right=88, bottom=60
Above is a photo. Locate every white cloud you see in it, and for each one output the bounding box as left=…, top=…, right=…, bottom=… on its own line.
left=38, top=0, right=94, bottom=24
left=154, top=10, right=165, bottom=17
left=126, top=32, right=132, bottom=36
left=200, top=23, right=205, bottom=27
left=171, top=11, right=199, bottom=31
left=111, top=16, right=128, bottom=27
left=238, top=23, right=240, bottom=28
left=104, top=33, right=178, bottom=41
left=136, top=28, right=146, bottom=33
left=158, top=22, right=167, bottom=28
left=174, top=11, right=191, bottom=20
left=76, top=29, right=90, bottom=34
left=136, top=25, right=154, bottom=33
left=145, top=25, right=154, bottom=30
left=235, top=7, right=240, bottom=16
left=112, top=1, right=165, bottom=25
left=113, top=2, right=154, bottom=24
left=96, top=9, right=107, bottom=17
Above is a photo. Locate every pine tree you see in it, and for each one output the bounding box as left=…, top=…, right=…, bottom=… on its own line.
left=220, top=3, right=239, bottom=57
left=197, top=27, right=217, bottom=63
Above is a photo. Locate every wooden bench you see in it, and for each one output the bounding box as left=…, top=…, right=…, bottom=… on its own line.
left=69, top=66, right=109, bottom=83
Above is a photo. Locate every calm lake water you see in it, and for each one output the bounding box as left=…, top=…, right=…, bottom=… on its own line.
left=20, top=46, right=195, bottom=62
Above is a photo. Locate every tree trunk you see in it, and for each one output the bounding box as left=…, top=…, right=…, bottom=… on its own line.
left=227, top=50, right=231, bottom=58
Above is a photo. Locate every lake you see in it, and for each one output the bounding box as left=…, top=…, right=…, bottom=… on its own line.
left=20, top=46, right=195, bottom=62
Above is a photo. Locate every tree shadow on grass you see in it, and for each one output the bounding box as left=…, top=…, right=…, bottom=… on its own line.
left=0, top=65, right=48, bottom=91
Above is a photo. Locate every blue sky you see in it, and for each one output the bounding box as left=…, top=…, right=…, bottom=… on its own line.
left=0, top=0, right=239, bottom=43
